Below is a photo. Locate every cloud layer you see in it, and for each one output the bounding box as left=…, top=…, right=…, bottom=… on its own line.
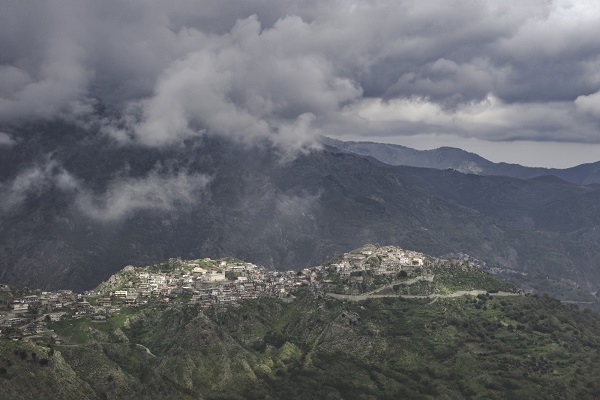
left=1, top=0, right=600, bottom=152
left=74, top=169, right=210, bottom=221
left=0, top=159, right=210, bottom=221
left=0, top=159, right=78, bottom=213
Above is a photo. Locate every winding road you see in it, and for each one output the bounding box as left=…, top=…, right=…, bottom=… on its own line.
left=326, top=290, right=520, bottom=302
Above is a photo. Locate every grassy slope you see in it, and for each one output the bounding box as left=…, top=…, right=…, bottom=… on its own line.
left=2, top=284, right=600, bottom=399
left=217, top=292, right=600, bottom=400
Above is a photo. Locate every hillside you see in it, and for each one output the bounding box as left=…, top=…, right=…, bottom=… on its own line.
left=1, top=249, right=600, bottom=399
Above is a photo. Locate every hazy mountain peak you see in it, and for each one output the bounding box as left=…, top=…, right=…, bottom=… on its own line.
left=323, top=136, right=600, bottom=185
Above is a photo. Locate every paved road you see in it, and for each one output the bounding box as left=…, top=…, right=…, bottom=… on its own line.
left=326, top=290, right=520, bottom=302
left=363, top=275, right=435, bottom=296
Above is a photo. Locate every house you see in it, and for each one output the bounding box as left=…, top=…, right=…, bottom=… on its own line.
left=124, top=297, right=137, bottom=305
left=23, top=295, right=39, bottom=303
left=12, top=303, right=29, bottom=313
left=205, top=271, right=226, bottom=282
left=97, top=298, right=112, bottom=307
left=190, top=294, right=202, bottom=303
left=3, top=317, right=22, bottom=327
left=201, top=301, right=212, bottom=310
left=77, top=301, right=91, bottom=309
left=411, top=258, right=424, bottom=266
left=48, top=313, right=64, bottom=322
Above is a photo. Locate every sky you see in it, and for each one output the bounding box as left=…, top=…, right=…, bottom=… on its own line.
left=1, top=0, right=600, bottom=168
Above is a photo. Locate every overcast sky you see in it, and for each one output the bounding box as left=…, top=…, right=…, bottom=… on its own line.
left=1, top=0, right=600, bottom=167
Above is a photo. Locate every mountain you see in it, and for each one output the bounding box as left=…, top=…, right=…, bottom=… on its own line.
left=322, top=137, right=600, bottom=185
left=2, top=122, right=600, bottom=303
left=0, top=122, right=505, bottom=290
left=2, top=250, right=600, bottom=399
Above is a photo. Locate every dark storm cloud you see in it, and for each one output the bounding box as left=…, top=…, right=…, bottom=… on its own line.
left=1, top=0, right=600, bottom=147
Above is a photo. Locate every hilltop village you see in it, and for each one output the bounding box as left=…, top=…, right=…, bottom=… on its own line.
left=0, top=245, right=439, bottom=342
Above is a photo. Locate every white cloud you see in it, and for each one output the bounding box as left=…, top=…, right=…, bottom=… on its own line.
left=344, top=93, right=600, bottom=143
left=0, top=159, right=78, bottom=213
left=0, top=158, right=210, bottom=221
left=74, top=169, right=210, bottom=221
left=0, top=132, right=15, bottom=146
left=104, top=15, right=362, bottom=151
left=276, top=191, right=320, bottom=218
left=575, top=90, right=600, bottom=119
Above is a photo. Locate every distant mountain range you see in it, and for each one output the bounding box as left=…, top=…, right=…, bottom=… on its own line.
left=322, top=137, right=600, bottom=185
left=2, top=123, right=600, bottom=303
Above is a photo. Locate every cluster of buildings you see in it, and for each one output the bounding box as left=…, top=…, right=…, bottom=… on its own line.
left=326, top=245, right=427, bottom=276
left=0, top=245, right=430, bottom=341
left=85, top=258, right=311, bottom=312
left=307, top=245, right=429, bottom=293
left=0, top=285, right=80, bottom=341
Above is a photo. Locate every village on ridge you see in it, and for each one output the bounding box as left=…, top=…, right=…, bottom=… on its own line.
left=0, top=245, right=428, bottom=342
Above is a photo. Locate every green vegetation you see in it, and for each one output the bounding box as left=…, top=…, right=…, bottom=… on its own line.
left=433, top=267, right=515, bottom=294
left=1, top=255, right=598, bottom=400
left=49, top=307, right=142, bottom=345
left=220, top=256, right=245, bottom=264
left=3, top=289, right=600, bottom=399
left=325, top=260, right=516, bottom=297
left=238, top=293, right=600, bottom=400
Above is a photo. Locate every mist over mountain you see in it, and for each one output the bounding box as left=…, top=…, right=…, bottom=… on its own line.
left=323, top=137, right=600, bottom=185
left=0, top=121, right=493, bottom=290
left=4, top=2, right=600, bottom=399
left=1, top=122, right=600, bottom=302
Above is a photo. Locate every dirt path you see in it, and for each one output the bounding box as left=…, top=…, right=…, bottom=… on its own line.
left=136, top=343, right=156, bottom=357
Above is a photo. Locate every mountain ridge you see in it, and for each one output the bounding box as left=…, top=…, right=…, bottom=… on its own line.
left=322, top=136, right=600, bottom=185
